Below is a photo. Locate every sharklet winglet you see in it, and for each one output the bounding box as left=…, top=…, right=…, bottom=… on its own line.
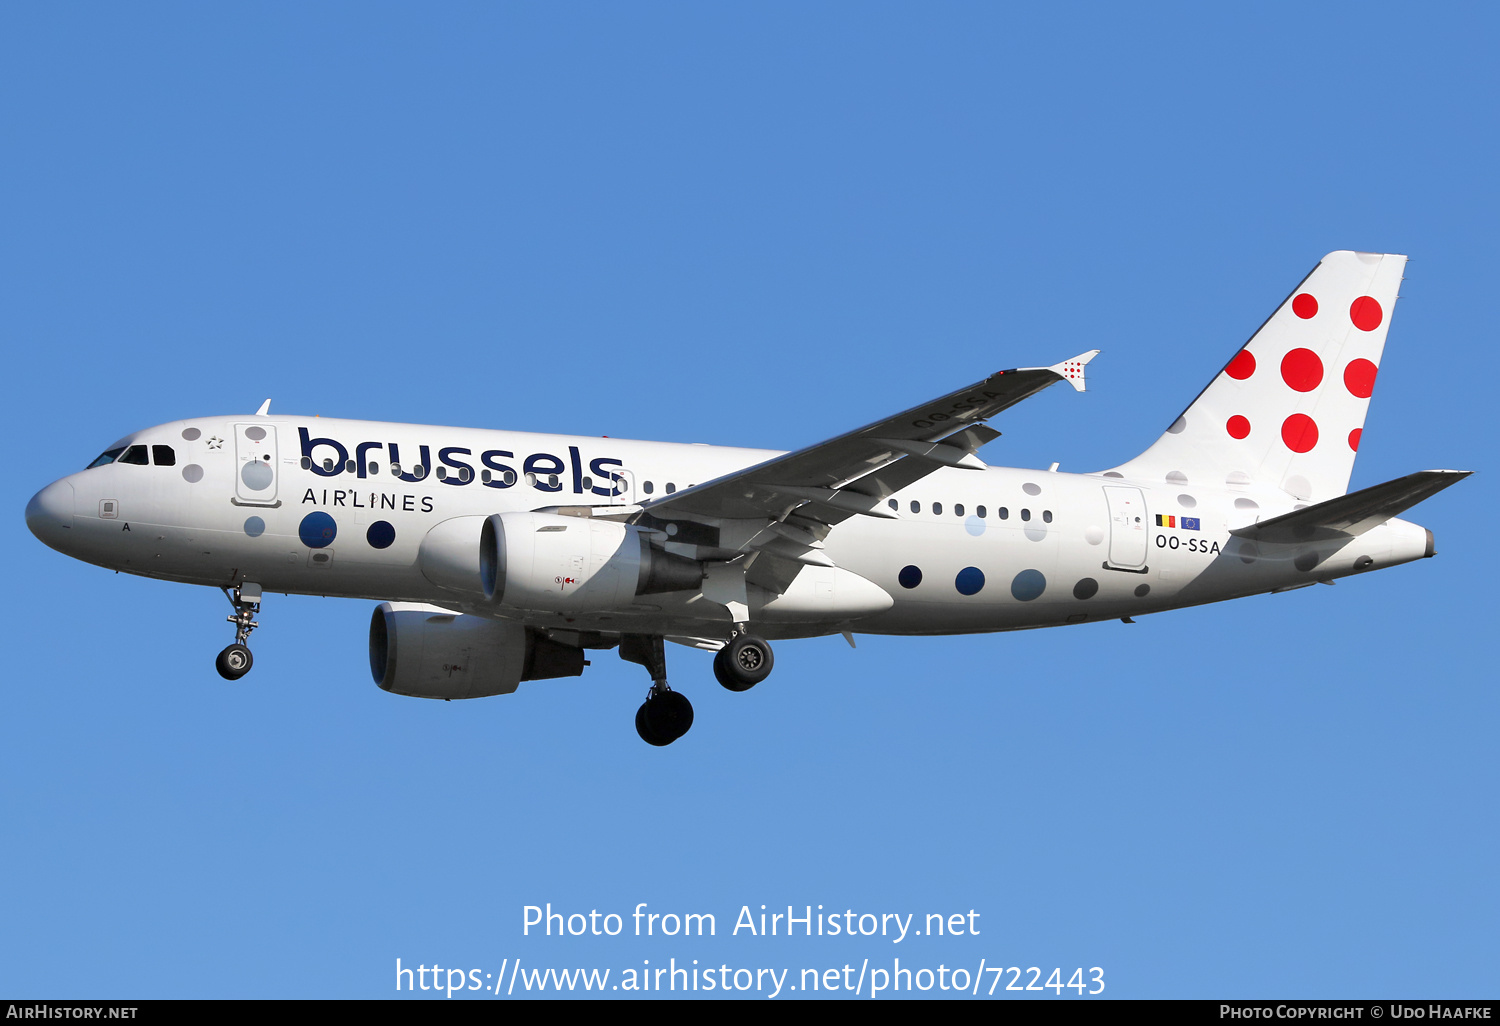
left=1049, top=350, right=1099, bottom=392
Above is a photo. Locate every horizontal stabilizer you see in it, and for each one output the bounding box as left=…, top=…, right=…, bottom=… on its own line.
left=1231, top=470, right=1471, bottom=543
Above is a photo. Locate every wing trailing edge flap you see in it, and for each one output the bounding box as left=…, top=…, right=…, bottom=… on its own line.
left=1231, top=470, right=1471, bottom=544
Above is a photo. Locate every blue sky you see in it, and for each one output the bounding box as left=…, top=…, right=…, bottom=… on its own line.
left=3, top=2, right=1495, bottom=999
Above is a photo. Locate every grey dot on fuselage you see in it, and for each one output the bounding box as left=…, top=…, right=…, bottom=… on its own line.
left=241, top=461, right=273, bottom=490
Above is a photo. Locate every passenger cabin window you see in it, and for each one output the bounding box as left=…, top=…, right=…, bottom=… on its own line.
left=933, top=502, right=942, bottom=515
left=998, top=507, right=1009, bottom=519
left=665, top=483, right=676, bottom=494
left=643, top=481, right=654, bottom=495
left=119, top=445, right=149, bottom=465
left=1043, top=510, right=1053, bottom=523
left=954, top=503, right=964, bottom=517
left=1021, top=509, right=1031, bottom=521
left=888, top=499, right=898, bottom=510
left=910, top=501, right=920, bottom=514
left=87, top=448, right=125, bottom=469
left=152, top=445, right=176, bottom=466
left=976, top=505, right=987, bottom=518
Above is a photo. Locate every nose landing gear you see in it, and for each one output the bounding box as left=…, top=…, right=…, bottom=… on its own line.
left=217, top=582, right=262, bottom=681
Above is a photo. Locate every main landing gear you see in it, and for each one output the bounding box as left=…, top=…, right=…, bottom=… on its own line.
left=621, top=629, right=776, bottom=745
left=621, top=634, right=693, bottom=746
left=216, top=582, right=262, bottom=681
left=713, top=632, right=774, bottom=692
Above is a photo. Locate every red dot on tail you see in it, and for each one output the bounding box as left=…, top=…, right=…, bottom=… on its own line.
left=1282, top=414, right=1319, bottom=453
left=1350, top=296, right=1383, bottom=331
left=1280, top=348, right=1324, bottom=392
left=1227, top=415, right=1251, bottom=439
left=1292, top=293, right=1318, bottom=319
left=1225, top=350, right=1256, bottom=380
left=1344, top=358, right=1378, bottom=398
left=1348, top=428, right=1362, bottom=451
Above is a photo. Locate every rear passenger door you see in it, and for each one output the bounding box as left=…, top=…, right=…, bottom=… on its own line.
left=1103, top=486, right=1148, bottom=571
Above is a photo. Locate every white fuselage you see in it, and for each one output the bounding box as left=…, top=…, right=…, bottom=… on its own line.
left=26, top=414, right=1433, bottom=642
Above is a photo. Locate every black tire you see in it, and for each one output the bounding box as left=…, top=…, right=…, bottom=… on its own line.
left=720, top=634, right=774, bottom=689
left=643, top=690, right=694, bottom=743
left=216, top=643, right=253, bottom=681
left=635, top=703, right=671, bottom=746
left=714, top=647, right=755, bottom=692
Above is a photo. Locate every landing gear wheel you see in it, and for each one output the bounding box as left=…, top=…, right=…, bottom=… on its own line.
left=641, top=690, right=694, bottom=744
left=216, top=643, right=253, bottom=680
left=713, top=647, right=753, bottom=692
left=716, top=634, right=773, bottom=691
left=635, top=703, right=672, bottom=746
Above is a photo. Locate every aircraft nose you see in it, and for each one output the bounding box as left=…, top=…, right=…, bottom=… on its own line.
left=25, top=479, right=75, bottom=550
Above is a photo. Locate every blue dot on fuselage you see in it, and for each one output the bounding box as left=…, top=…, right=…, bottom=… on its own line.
left=299, top=511, right=337, bottom=548
left=955, top=566, right=985, bottom=595
left=898, top=565, right=923, bottom=589
left=366, top=521, right=396, bottom=549
left=1011, top=569, right=1046, bottom=601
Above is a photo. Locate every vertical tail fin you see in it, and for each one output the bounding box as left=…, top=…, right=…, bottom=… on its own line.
left=1109, top=251, right=1406, bottom=501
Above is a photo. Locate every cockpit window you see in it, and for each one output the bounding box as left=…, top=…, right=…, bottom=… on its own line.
left=118, top=445, right=149, bottom=465
left=152, top=445, right=176, bottom=466
left=87, top=448, right=125, bottom=469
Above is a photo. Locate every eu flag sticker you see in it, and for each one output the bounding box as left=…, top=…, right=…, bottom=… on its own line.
left=1182, top=517, right=1200, bottom=531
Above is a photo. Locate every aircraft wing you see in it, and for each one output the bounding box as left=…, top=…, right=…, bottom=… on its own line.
left=1231, top=470, right=1471, bottom=544
left=634, top=351, right=1099, bottom=527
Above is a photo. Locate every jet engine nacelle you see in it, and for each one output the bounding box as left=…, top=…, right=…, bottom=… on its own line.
left=480, top=511, right=703, bottom=613
left=369, top=602, right=585, bottom=700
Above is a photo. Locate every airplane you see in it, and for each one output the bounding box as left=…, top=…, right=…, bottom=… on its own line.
left=25, top=251, right=1469, bottom=745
